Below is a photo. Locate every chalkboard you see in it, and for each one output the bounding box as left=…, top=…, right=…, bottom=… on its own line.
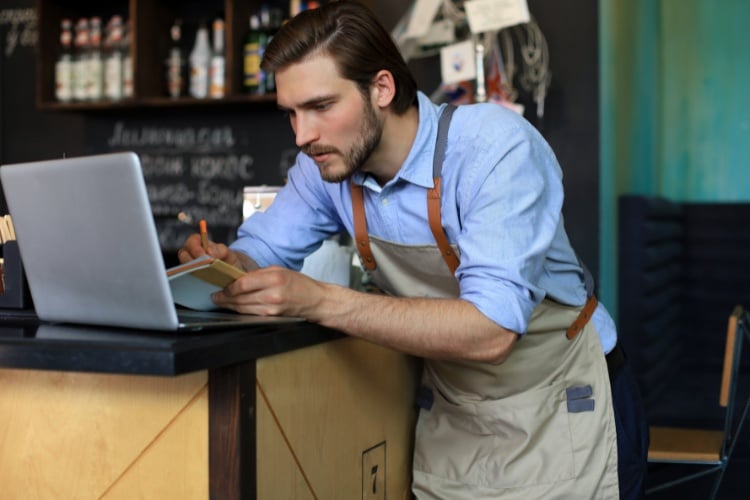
left=86, top=110, right=298, bottom=251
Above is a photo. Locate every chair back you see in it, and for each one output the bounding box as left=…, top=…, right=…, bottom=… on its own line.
left=720, top=305, right=747, bottom=457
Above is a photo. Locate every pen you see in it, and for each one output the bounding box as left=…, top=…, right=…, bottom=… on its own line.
left=199, top=219, right=209, bottom=251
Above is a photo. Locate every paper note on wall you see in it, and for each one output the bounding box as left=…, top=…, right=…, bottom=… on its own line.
left=404, top=0, right=443, bottom=38
left=440, top=40, right=477, bottom=85
left=464, top=0, right=530, bottom=34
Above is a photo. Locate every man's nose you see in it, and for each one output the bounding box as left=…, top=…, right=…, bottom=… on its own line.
left=294, top=114, right=318, bottom=148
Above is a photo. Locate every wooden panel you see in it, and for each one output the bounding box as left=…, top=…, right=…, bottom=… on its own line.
left=104, top=385, right=209, bottom=499
left=256, top=337, right=420, bottom=500
left=0, top=368, right=208, bottom=499
left=648, top=426, right=723, bottom=463
left=256, top=396, right=316, bottom=499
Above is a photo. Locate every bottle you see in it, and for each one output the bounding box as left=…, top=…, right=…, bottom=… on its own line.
left=189, top=22, right=211, bottom=98
left=208, top=17, right=226, bottom=98
left=103, top=15, right=124, bottom=101
left=290, top=0, right=303, bottom=17
left=165, top=19, right=185, bottom=98
left=55, top=18, right=74, bottom=102
left=242, top=14, right=263, bottom=94
left=72, top=18, right=90, bottom=102
left=121, top=18, right=134, bottom=99
left=257, top=6, right=271, bottom=93
left=87, top=16, right=104, bottom=101
left=259, top=7, right=283, bottom=94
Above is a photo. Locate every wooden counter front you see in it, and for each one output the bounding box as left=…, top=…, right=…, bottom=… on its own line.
left=256, top=337, right=419, bottom=499
left=0, top=324, right=420, bottom=499
left=0, top=369, right=209, bottom=499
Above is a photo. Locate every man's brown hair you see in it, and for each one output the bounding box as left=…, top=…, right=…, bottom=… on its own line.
left=262, top=1, right=418, bottom=114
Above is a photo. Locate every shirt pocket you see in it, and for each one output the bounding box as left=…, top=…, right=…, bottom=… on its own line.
left=413, top=380, right=575, bottom=490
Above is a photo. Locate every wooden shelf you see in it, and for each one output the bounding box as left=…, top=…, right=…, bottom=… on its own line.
left=36, top=0, right=286, bottom=111
left=37, top=93, right=278, bottom=112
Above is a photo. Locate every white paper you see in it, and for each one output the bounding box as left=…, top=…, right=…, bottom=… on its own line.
left=440, top=40, right=477, bottom=85
left=418, top=19, right=455, bottom=47
left=464, top=0, right=530, bottom=34
left=405, top=0, right=443, bottom=38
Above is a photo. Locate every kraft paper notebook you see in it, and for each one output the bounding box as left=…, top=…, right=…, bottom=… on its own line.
left=167, top=254, right=247, bottom=311
left=0, top=151, right=302, bottom=331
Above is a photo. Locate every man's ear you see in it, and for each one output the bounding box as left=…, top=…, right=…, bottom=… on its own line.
left=370, top=70, right=396, bottom=109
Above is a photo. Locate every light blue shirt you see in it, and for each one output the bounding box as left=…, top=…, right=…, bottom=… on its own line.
left=231, top=91, right=616, bottom=352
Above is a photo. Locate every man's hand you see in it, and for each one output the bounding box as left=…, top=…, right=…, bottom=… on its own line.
left=212, top=266, right=326, bottom=318
left=178, top=233, right=258, bottom=272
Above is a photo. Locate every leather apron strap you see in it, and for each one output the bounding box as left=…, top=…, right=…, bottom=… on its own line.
left=566, top=295, right=598, bottom=339
left=350, top=182, right=376, bottom=271
left=427, top=104, right=461, bottom=274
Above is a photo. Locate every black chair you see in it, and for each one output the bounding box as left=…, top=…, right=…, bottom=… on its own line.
left=646, top=305, right=750, bottom=498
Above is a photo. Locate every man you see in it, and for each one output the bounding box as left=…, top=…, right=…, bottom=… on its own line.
left=179, top=1, right=647, bottom=498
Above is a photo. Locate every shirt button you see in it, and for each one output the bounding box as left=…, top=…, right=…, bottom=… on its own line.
left=381, top=198, right=389, bottom=205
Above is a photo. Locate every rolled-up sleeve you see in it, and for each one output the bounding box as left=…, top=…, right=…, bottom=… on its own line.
left=445, top=116, right=568, bottom=334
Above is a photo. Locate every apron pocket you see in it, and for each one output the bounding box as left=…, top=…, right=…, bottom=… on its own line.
left=414, top=380, right=575, bottom=490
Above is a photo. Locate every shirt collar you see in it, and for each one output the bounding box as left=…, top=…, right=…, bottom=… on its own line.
left=352, top=91, right=443, bottom=190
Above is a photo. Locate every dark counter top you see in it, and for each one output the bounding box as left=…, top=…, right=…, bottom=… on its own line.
left=0, top=310, right=342, bottom=376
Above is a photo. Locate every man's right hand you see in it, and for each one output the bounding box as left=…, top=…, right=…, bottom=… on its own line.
left=178, top=233, right=258, bottom=272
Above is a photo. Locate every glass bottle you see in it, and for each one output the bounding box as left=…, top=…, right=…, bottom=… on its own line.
left=189, top=22, right=211, bottom=98
left=103, top=15, right=124, bottom=101
left=72, top=18, right=90, bottom=102
left=88, top=16, right=104, bottom=101
left=209, top=17, right=226, bottom=99
left=121, top=18, right=134, bottom=99
left=290, top=0, right=303, bottom=17
left=165, top=19, right=185, bottom=98
left=55, top=18, right=74, bottom=102
left=242, top=14, right=263, bottom=94
left=259, top=7, right=283, bottom=94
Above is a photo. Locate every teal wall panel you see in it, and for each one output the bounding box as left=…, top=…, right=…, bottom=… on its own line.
left=600, top=0, right=750, bottom=319
left=660, top=0, right=750, bottom=201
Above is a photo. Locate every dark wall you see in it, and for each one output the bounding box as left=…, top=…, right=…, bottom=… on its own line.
left=530, top=0, right=599, bottom=284
left=1, top=0, right=599, bottom=279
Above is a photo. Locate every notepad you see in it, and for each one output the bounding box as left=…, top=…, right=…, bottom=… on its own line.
left=167, top=255, right=246, bottom=311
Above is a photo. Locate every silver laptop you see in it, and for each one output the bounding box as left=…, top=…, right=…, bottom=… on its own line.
left=0, top=152, right=301, bottom=331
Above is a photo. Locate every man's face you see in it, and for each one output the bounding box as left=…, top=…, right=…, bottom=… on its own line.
left=275, top=53, right=383, bottom=183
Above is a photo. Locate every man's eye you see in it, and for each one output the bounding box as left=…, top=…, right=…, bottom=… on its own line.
left=315, top=102, right=331, bottom=111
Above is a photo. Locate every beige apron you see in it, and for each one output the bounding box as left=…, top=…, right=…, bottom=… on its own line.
left=348, top=106, right=619, bottom=499
left=359, top=234, right=619, bottom=499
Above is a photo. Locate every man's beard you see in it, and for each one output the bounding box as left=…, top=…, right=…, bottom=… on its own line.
left=303, top=98, right=383, bottom=183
